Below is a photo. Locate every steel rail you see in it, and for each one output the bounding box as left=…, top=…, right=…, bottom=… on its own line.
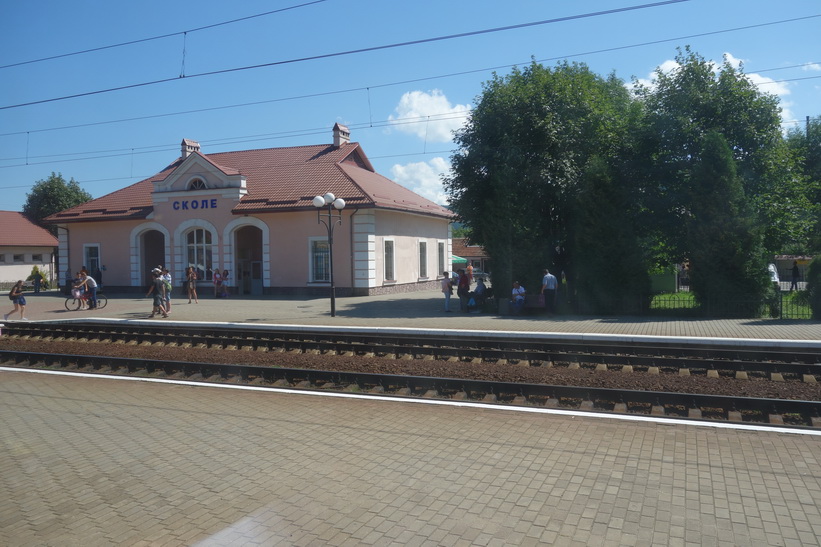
left=5, top=322, right=821, bottom=379
left=2, top=349, right=820, bottom=429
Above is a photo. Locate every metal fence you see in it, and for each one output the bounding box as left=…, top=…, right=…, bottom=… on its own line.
left=649, top=291, right=812, bottom=319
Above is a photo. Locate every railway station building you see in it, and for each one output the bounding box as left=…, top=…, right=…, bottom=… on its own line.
left=47, top=124, right=454, bottom=296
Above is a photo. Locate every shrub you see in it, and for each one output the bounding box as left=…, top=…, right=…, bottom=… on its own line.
left=805, top=257, right=821, bottom=319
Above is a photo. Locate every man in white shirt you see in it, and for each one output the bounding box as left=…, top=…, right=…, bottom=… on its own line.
left=541, top=269, right=558, bottom=315
left=511, top=281, right=526, bottom=314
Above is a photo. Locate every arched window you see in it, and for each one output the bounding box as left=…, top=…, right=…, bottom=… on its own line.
left=186, top=228, right=214, bottom=280
left=188, top=178, right=207, bottom=190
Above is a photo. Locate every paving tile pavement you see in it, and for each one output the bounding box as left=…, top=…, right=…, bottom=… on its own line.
left=11, top=289, right=821, bottom=342
left=2, top=370, right=821, bottom=546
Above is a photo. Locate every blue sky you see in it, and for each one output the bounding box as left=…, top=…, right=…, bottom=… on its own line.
left=1, top=0, right=819, bottom=213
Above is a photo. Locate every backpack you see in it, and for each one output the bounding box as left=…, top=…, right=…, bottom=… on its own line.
left=8, top=288, right=14, bottom=300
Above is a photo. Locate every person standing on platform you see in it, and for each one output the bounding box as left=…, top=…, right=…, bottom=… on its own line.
left=457, top=269, right=470, bottom=312
left=441, top=271, right=453, bottom=312
left=213, top=269, right=223, bottom=298
left=146, top=268, right=169, bottom=318
left=186, top=266, right=199, bottom=304
left=466, top=263, right=474, bottom=284
left=161, top=267, right=173, bottom=313
left=32, top=270, right=43, bottom=294
left=77, top=271, right=98, bottom=310
left=541, top=269, right=558, bottom=315
left=220, top=270, right=230, bottom=297
left=791, top=261, right=800, bottom=292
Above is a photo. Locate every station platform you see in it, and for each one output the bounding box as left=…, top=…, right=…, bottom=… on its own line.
left=8, top=288, right=821, bottom=343
left=3, top=289, right=821, bottom=545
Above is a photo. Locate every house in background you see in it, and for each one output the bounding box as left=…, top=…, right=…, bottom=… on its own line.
left=452, top=238, right=490, bottom=276
left=47, top=124, right=454, bottom=296
left=0, top=211, right=58, bottom=286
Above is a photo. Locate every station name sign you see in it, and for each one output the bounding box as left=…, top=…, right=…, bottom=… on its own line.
left=173, top=199, right=218, bottom=211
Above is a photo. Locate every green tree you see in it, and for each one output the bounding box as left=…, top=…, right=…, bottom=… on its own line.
left=444, top=61, right=635, bottom=291
left=805, top=256, right=821, bottom=319
left=785, top=116, right=821, bottom=253
left=573, top=157, right=650, bottom=314
left=632, top=47, right=794, bottom=259
left=686, top=131, right=769, bottom=316
left=23, top=172, right=92, bottom=234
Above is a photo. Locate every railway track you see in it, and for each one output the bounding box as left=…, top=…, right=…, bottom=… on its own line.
left=5, top=321, right=821, bottom=381
left=3, top=349, right=821, bottom=429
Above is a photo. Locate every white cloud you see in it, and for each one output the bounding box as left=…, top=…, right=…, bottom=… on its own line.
left=391, top=157, right=451, bottom=205
left=632, top=59, right=681, bottom=91
left=630, top=52, right=793, bottom=120
left=802, top=62, right=821, bottom=72
left=388, top=90, right=470, bottom=142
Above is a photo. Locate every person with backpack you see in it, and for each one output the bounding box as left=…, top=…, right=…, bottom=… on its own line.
left=4, top=280, right=28, bottom=321
left=145, top=268, right=169, bottom=318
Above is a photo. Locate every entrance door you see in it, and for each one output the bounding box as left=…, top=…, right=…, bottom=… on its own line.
left=251, top=261, right=263, bottom=295
left=234, top=226, right=263, bottom=296
left=141, top=230, right=165, bottom=286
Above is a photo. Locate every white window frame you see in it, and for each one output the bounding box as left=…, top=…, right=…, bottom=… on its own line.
left=308, top=236, right=330, bottom=284
left=384, top=239, right=395, bottom=281
left=418, top=240, right=428, bottom=279
left=83, top=244, right=101, bottom=273
left=185, top=228, right=214, bottom=281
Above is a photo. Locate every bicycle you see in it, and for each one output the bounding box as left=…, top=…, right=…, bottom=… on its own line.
left=65, top=292, right=108, bottom=311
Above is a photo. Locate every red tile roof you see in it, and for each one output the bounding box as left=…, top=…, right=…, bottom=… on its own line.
left=452, top=238, right=487, bottom=258
left=47, top=142, right=453, bottom=223
left=0, top=211, right=59, bottom=247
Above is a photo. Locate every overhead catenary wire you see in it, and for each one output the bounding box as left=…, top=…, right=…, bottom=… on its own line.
left=0, top=5, right=817, bottom=195
left=0, top=1, right=330, bottom=70
left=0, top=0, right=692, bottom=111
left=0, top=18, right=818, bottom=139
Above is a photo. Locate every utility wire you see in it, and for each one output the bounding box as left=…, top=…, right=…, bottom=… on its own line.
left=1, top=18, right=817, bottom=137
left=0, top=0, right=690, bottom=111
left=0, top=1, right=329, bottom=70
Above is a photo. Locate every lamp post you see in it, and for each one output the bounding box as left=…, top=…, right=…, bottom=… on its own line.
left=312, top=192, right=346, bottom=317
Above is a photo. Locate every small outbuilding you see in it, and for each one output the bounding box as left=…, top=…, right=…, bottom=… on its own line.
left=0, top=211, right=58, bottom=287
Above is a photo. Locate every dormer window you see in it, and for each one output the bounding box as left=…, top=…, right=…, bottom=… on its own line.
left=188, top=178, right=207, bottom=190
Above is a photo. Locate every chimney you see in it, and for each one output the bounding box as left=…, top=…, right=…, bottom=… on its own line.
left=332, top=123, right=350, bottom=147
left=181, top=138, right=200, bottom=158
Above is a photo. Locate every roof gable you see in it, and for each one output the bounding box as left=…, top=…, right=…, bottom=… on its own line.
left=46, top=138, right=452, bottom=222
left=0, top=211, right=59, bottom=247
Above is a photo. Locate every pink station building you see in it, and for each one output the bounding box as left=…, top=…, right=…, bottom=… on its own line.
left=47, top=124, right=454, bottom=296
